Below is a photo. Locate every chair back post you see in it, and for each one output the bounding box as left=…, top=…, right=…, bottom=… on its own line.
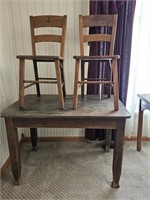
left=110, top=14, right=118, bottom=55
left=60, top=15, right=67, bottom=57
left=79, top=15, right=84, bottom=56
left=30, top=16, right=36, bottom=55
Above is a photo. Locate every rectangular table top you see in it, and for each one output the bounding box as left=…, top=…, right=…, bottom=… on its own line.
left=137, top=94, right=150, bottom=104
left=1, top=95, right=130, bottom=119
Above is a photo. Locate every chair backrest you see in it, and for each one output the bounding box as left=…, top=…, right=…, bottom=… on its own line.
left=79, top=14, right=118, bottom=56
left=30, top=15, right=67, bottom=57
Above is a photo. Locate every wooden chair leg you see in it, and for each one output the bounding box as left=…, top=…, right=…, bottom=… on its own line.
left=19, top=59, right=25, bottom=109
left=55, top=59, right=64, bottom=109
left=33, top=61, right=40, bottom=97
left=73, top=59, right=80, bottom=109
left=107, top=60, right=112, bottom=98
left=112, top=59, right=119, bottom=111
left=106, top=85, right=111, bottom=98
left=60, top=60, right=66, bottom=99
left=81, top=60, right=84, bottom=97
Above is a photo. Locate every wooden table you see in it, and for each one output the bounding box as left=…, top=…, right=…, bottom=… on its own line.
left=137, top=94, right=150, bottom=151
left=1, top=95, right=130, bottom=188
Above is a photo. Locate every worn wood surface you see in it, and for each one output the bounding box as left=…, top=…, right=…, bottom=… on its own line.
left=1, top=95, right=130, bottom=188
left=1, top=95, right=130, bottom=119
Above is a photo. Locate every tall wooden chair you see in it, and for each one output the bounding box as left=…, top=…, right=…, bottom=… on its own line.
left=73, top=14, right=119, bottom=110
left=17, top=15, right=67, bottom=109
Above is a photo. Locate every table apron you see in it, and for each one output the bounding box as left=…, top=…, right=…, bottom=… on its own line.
left=12, top=118, right=120, bottom=129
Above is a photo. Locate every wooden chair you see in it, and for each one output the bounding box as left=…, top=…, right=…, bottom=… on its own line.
left=73, top=14, right=119, bottom=110
left=17, top=15, right=67, bottom=109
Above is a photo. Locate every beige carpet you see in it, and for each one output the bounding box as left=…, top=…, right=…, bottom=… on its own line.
left=1, top=141, right=150, bottom=200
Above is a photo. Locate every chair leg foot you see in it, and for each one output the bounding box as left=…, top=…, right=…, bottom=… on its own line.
left=111, top=181, right=120, bottom=188
left=19, top=107, right=24, bottom=111
left=14, top=179, right=20, bottom=186
left=32, top=146, right=38, bottom=151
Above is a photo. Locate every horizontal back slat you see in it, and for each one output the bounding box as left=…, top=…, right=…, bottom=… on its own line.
left=84, top=34, right=111, bottom=43
left=31, top=15, right=65, bottom=28
left=35, top=35, right=61, bottom=43
left=83, top=15, right=114, bottom=27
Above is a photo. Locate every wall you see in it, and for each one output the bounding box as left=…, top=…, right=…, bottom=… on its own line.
left=0, top=0, right=89, bottom=168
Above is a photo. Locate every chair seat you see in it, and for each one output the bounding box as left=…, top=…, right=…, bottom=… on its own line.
left=17, top=55, right=64, bottom=61
left=73, top=55, right=120, bottom=61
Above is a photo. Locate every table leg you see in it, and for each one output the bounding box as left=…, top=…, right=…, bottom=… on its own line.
left=5, top=118, right=21, bottom=185
left=30, top=128, right=38, bottom=151
left=137, top=99, right=143, bottom=151
left=105, top=129, right=112, bottom=152
left=111, top=120, right=125, bottom=188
